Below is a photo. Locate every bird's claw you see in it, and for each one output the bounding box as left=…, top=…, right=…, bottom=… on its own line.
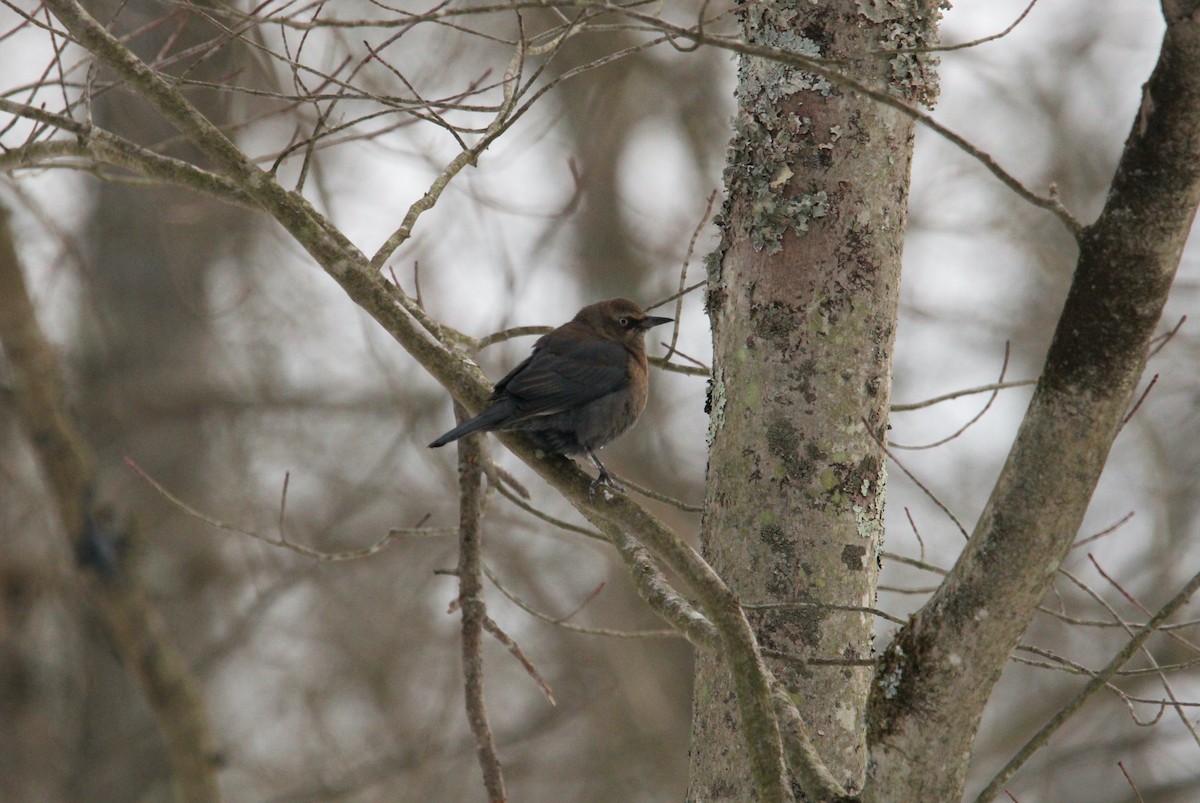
left=588, top=471, right=624, bottom=501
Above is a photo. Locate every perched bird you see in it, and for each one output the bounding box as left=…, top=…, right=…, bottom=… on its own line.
left=429, top=298, right=672, bottom=490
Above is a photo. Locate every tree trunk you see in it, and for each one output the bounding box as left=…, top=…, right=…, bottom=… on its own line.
left=689, top=1, right=940, bottom=798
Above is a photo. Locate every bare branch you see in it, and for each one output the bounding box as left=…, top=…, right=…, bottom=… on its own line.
left=125, top=457, right=432, bottom=560
left=875, top=0, right=1043, bottom=55
left=974, top=565, right=1200, bottom=802
left=881, top=550, right=948, bottom=576
left=607, top=528, right=846, bottom=800
left=592, top=1, right=1084, bottom=235
left=744, top=601, right=906, bottom=627
left=649, top=278, right=708, bottom=312
left=890, top=379, right=1036, bottom=412
left=1121, top=373, right=1159, bottom=426
left=890, top=343, right=1012, bottom=449
left=872, top=429, right=969, bottom=540
left=1147, top=314, right=1186, bottom=358
left=452, top=411, right=508, bottom=802
left=1070, top=511, right=1136, bottom=551
left=664, top=191, right=717, bottom=362
left=878, top=11, right=1200, bottom=794
left=0, top=99, right=257, bottom=207
left=0, top=202, right=220, bottom=803
left=1087, top=556, right=1200, bottom=749
left=1119, top=761, right=1147, bottom=803
left=484, top=563, right=679, bottom=639
left=493, top=478, right=606, bottom=541
left=368, top=12, right=528, bottom=269
left=649, top=353, right=710, bottom=377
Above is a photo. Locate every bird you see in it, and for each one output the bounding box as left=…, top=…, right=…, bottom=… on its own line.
left=429, top=298, right=672, bottom=492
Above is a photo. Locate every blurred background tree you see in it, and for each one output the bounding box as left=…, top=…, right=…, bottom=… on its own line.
left=0, top=1, right=1198, bottom=802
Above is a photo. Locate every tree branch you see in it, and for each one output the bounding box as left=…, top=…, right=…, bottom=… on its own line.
left=591, top=1, right=1084, bottom=236
left=608, top=530, right=848, bottom=801
left=865, top=7, right=1200, bottom=799
left=0, top=99, right=257, bottom=206
left=0, top=203, right=220, bottom=803
left=453, top=407, right=507, bottom=803
left=37, top=2, right=832, bottom=797
left=975, top=564, right=1200, bottom=802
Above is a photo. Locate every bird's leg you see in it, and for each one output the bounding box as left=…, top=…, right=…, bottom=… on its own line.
left=586, top=449, right=624, bottom=499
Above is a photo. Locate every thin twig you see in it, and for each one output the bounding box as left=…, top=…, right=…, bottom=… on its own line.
left=650, top=278, right=708, bottom=311
left=1035, top=605, right=1200, bottom=632
left=453, top=408, right=508, bottom=801
left=743, top=600, right=905, bottom=626
left=126, top=458, right=426, bottom=560
left=879, top=584, right=941, bottom=595
left=368, top=11, right=528, bottom=269
left=891, top=343, right=1011, bottom=449
left=891, top=379, right=1036, bottom=412
left=1088, top=555, right=1200, bottom=749
left=874, top=0, right=1041, bottom=55
left=656, top=343, right=710, bottom=372
left=881, top=550, right=947, bottom=576
left=481, top=459, right=531, bottom=501
left=974, top=565, right=1200, bottom=802
left=871, top=428, right=970, bottom=540
left=557, top=579, right=605, bottom=623
left=1121, top=374, right=1158, bottom=426
left=476, top=325, right=551, bottom=351
left=903, top=507, right=927, bottom=563
left=1118, top=761, right=1147, bottom=803
left=1015, top=642, right=1200, bottom=681
left=493, top=479, right=605, bottom=540
left=1070, top=511, right=1135, bottom=551
left=614, top=471, right=703, bottom=512
left=1087, top=559, right=1200, bottom=657
left=648, top=354, right=710, bottom=377
left=664, top=191, right=717, bottom=361
left=483, top=563, right=679, bottom=639
left=363, top=39, right=469, bottom=151
left=482, top=614, right=556, bottom=705
left=1148, top=315, right=1186, bottom=358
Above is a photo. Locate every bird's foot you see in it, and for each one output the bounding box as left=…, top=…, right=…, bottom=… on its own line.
left=584, top=449, right=624, bottom=500
left=587, top=469, right=625, bottom=501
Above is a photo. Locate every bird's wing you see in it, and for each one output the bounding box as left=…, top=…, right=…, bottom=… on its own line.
left=493, top=327, right=629, bottom=418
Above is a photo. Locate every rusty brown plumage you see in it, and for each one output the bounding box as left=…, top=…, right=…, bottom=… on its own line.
left=429, top=298, right=671, bottom=489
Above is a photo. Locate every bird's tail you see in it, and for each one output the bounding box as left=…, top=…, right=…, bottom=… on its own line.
left=427, top=401, right=514, bottom=448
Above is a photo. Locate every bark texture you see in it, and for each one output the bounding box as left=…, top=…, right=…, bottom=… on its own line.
left=690, top=1, right=940, bottom=798
left=865, top=5, right=1200, bottom=800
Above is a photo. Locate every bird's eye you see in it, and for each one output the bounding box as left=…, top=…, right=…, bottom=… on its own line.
left=619, top=317, right=630, bottom=328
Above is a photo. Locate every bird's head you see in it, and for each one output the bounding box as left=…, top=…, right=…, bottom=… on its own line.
left=575, top=298, right=673, bottom=348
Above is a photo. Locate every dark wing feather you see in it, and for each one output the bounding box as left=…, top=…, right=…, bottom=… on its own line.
left=493, top=325, right=628, bottom=420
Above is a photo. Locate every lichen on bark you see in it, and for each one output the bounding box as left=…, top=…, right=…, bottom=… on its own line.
left=691, top=0, right=936, bottom=797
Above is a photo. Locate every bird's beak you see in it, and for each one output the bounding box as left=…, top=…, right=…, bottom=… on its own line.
left=640, top=315, right=673, bottom=329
